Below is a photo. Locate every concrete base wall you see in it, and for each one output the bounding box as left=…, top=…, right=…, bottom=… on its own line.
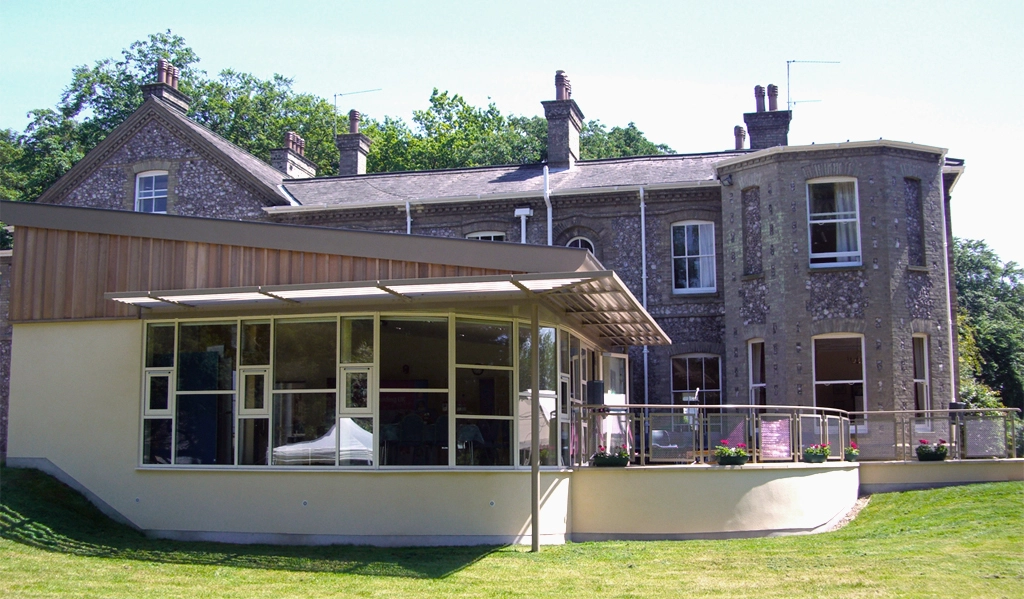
left=859, top=459, right=1024, bottom=493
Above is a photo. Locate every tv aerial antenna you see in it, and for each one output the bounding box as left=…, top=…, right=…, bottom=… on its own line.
left=786, top=60, right=839, bottom=111
left=333, top=88, right=383, bottom=136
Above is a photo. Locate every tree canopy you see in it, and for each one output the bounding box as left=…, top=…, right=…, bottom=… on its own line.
left=0, top=30, right=673, bottom=209
left=953, top=238, right=1024, bottom=410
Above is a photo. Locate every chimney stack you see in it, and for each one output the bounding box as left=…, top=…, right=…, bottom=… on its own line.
left=743, top=84, right=792, bottom=150
left=271, top=131, right=317, bottom=179
left=541, top=70, right=585, bottom=169
left=734, top=126, right=746, bottom=150
left=335, top=109, right=372, bottom=175
left=141, top=59, right=191, bottom=113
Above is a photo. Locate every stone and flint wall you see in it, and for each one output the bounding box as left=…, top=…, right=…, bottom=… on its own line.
left=0, top=252, right=11, bottom=461
left=719, top=146, right=954, bottom=411
left=50, top=118, right=271, bottom=221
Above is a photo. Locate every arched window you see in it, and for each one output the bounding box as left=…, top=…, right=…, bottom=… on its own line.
left=135, top=171, right=168, bottom=213
left=671, top=221, right=716, bottom=293
left=566, top=236, right=595, bottom=254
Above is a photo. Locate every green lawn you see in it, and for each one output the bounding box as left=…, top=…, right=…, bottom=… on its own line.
left=1, top=467, right=1021, bottom=598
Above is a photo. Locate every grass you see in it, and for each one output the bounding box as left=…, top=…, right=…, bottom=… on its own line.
left=1, top=467, right=1021, bottom=598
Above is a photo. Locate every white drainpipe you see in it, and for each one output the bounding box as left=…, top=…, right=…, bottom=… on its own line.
left=405, top=201, right=411, bottom=234
left=543, top=165, right=552, bottom=245
left=640, top=187, right=650, bottom=405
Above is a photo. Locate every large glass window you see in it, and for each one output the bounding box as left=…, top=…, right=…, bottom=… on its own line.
left=671, top=221, right=716, bottom=293
left=518, top=326, right=558, bottom=467
left=813, top=336, right=864, bottom=412
left=173, top=322, right=236, bottom=465
left=913, top=335, right=930, bottom=413
left=135, top=171, right=168, bottom=213
left=671, top=355, right=721, bottom=405
left=749, top=340, right=766, bottom=405
left=808, top=179, right=861, bottom=267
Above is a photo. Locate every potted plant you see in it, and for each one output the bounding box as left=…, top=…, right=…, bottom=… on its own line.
left=592, top=444, right=630, bottom=467
left=714, top=439, right=749, bottom=466
left=915, top=439, right=949, bottom=462
left=803, top=443, right=831, bottom=463
left=845, top=442, right=860, bottom=462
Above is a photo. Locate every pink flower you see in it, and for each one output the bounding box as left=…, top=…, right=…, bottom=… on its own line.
left=737, top=443, right=747, bottom=448
left=720, top=440, right=729, bottom=446
left=919, top=439, right=929, bottom=444
left=939, top=439, right=947, bottom=444
left=850, top=442, right=858, bottom=449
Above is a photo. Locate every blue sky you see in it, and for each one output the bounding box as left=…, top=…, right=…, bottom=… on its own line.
left=2, top=0, right=1021, bottom=263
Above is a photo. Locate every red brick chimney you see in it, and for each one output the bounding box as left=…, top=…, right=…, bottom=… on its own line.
left=141, top=59, right=190, bottom=113
left=541, top=70, right=585, bottom=169
left=743, top=84, right=792, bottom=150
left=271, top=131, right=317, bottom=179
left=335, top=109, right=372, bottom=175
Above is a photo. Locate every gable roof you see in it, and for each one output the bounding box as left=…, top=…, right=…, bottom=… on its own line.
left=270, top=151, right=744, bottom=213
left=35, top=96, right=290, bottom=206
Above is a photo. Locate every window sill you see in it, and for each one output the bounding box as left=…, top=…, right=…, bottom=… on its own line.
left=740, top=273, right=764, bottom=282
left=807, top=264, right=864, bottom=274
left=907, top=265, right=931, bottom=273
left=671, top=289, right=717, bottom=296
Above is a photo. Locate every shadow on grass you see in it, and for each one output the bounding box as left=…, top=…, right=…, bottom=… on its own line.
left=0, top=467, right=499, bottom=579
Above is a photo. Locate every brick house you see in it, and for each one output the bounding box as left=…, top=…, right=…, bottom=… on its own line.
left=0, top=66, right=964, bottom=462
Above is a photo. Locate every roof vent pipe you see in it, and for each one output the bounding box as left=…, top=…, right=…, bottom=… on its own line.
left=543, top=165, right=552, bottom=245
left=349, top=109, right=360, bottom=134
left=767, top=84, right=779, bottom=111
left=754, top=85, right=766, bottom=112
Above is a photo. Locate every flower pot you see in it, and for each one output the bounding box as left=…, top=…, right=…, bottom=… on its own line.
left=916, top=452, right=947, bottom=462
left=715, top=455, right=749, bottom=466
left=592, top=455, right=629, bottom=467
left=802, top=453, right=828, bottom=463
left=844, top=452, right=859, bottom=462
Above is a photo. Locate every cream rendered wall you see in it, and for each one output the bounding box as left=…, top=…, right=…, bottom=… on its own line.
left=571, top=464, right=859, bottom=539
left=7, top=320, right=572, bottom=545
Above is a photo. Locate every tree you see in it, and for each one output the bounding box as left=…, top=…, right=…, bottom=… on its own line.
left=954, top=238, right=1024, bottom=410
left=581, top=120, right=673, bottom=160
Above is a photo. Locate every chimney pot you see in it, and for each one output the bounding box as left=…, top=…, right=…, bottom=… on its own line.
left=734, top=125, right=747, bottom=150
left=555, top=70, right=571, bottom=101
left=271, top=131, right=316, bottom=179
left=348, top=110, right=361, bottom=134
left=767, top=84, right=779, bottom=111
left=754, top=85, right=766, bottom=112
left=156, top=59, right=169, bottom=84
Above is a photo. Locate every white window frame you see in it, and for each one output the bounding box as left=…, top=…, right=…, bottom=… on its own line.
left=807, top=177, right=861, bottom=268
left=748, top=340, right=766, bottom=405
left=466, top=231, right=505, bottom=242
left=566, top=236, right=595, bottom=254
left=238, top=367, right=270, bottom=416
left=671, top=220, right=716, bottom=294
left=339, top=365, right=374, bottom=415
left=143, top=370, right=174, bottom=417
left=135, top=170, right=169, bottom=214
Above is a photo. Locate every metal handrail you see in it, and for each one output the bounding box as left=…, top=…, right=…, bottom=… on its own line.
left=580, top=404, right=1020, bottom=466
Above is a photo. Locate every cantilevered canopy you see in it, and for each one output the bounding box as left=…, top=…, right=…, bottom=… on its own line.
left=106, top=270, right=670, bottom=347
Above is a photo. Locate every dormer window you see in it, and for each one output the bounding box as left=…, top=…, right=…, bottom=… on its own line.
left=136, top=171, right=168, bottom=213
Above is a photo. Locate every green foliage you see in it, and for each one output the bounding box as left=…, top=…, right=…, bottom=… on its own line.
left=581, top=120, right=674, bottom=160
left=1, top=31, right=674, bottom=211
left=954, top=238, right=1024, bottom=410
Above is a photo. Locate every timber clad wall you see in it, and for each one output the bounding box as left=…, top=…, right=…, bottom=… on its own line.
left=9, top=226, right=516, bottom=322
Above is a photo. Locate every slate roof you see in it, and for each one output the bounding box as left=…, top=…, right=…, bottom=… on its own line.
left=160, top=100, right=289, bottom=197
left=277, top=151, right=746, bottom=209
